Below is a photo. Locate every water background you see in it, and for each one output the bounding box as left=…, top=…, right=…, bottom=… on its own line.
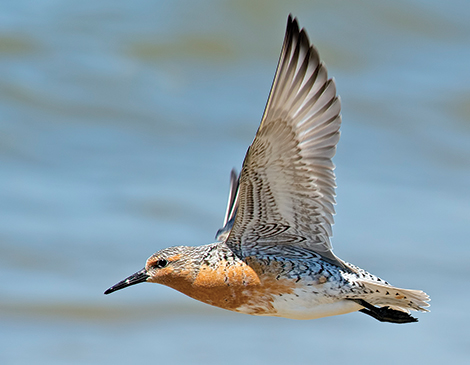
left=1, top=1, right=469, bottom=364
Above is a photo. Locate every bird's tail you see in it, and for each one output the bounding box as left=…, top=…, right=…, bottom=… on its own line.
left=355, top=281, right=430, bottom=313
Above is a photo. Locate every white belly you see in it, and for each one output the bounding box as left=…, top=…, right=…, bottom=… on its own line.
left=271, top=296, right=362, bottom=320
left=237, top=287, right=363, bottom=320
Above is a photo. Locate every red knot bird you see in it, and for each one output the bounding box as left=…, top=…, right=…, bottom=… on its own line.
left=105, top=15, right=430, bottom=323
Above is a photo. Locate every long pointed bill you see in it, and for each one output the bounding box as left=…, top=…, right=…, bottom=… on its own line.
left=104, top=268, right=149, bottom=295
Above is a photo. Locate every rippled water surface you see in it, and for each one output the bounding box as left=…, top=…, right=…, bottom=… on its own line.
left=1, top=1, right=469, bottom=364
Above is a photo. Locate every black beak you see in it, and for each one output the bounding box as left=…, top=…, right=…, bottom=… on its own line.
left=104, top=268, right=149, bottom=295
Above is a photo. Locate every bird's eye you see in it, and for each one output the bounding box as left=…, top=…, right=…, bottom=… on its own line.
left=155, top=259, right=168, bottom=269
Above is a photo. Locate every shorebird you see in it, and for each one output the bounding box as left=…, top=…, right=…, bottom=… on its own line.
left=105, top=15, right=430, bottom=323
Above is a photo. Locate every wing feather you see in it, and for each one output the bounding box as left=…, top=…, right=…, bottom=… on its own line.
left=226, top=15, right=343, bottom=267
left=215, top=169, right=240, bottom=242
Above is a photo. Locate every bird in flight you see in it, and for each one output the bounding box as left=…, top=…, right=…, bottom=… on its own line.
left=105, top=15, right=430, bottom=324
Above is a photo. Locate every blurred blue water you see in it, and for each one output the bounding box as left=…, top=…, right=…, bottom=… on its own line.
left=1, top=1, right=469, bottom=364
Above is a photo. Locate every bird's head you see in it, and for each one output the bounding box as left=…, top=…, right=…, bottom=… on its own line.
left=104, top=246, right=196, bottom=295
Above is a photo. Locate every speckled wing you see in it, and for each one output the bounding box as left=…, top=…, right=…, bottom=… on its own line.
left=226, top=15, right=343, bottom=267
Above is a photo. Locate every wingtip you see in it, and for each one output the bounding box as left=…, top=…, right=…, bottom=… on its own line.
left=286, top=14, right=300, bottom=35
left=287, top=14, right=298, bottom=28
left=287, top=13, right=293, bottom=24
left=282, top=16, right=315, bottom=72
left=230, top=168, right=238, bottom=180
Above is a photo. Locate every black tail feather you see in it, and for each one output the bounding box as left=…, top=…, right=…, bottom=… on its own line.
left=351, top=299, right=418, bottom=324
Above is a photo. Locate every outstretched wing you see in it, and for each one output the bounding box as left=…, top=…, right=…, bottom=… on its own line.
left=226, top=15, right=343, bottom=267
left=215, top=169, right=239, bottom=242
